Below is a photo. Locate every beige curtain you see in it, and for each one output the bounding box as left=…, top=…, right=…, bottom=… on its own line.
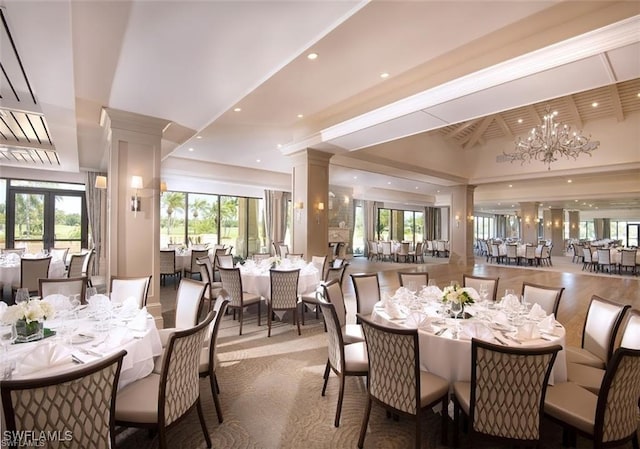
left=85, top=171, right=106, bottom=275
left=264, top=190, right=290, bottom=254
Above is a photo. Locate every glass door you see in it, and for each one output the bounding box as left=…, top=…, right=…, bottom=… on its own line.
left=627, top=224, right=639, bottom=247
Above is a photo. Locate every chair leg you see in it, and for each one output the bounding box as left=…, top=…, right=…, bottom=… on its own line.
left=295, top=309, right=301, bottom=336
left=441, top=396, right=448, bottom=445
left=358, top=397, right=373, bottom=448
left=301, top=302, right=306, bottom=325
left=209, top=373, right=224, bottom=423
left=267, top=304, right=272, bottom=337
left=453, top=397, right=460, bottom=447
left=196, top=398, right=212, bottom=448
left=321, top=360, right=330, bottom=396
left=214, top=374, right=221, bottom=394
left=415, top=410, right=421, bottom=449
left=334, top=374, right=345, bottom=427
left=257, top=300, right=261, bottom=326
left=238, top=307, right=244, bottom=336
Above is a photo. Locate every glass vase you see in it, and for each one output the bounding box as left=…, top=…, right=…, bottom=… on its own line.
left=15, top=319, right=44, bottom=343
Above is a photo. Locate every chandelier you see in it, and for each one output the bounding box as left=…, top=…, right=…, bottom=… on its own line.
left=503, top=107, right=599, bottom=170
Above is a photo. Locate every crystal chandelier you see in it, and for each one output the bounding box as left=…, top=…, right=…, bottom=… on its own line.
left=503, top=107, right=599, bottom=170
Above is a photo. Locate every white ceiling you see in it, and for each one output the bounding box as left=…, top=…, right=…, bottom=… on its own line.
left=0, top=0, right=638, bottom=214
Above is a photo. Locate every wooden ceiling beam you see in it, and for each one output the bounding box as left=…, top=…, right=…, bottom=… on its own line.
left=494, top=114, right=513, bottom=139
left=564, top=95, right=583, bottom=129
left=608, top=84, right=624, bottom=122
left=526, top=105, right=542, bottom=126
left=463, top=115, right=493, bottom=149
left=445, top=118, right=480, bottom=139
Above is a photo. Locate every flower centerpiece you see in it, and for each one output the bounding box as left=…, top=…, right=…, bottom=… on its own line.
left=2, top=299, right=55, bottom=342
left=264, top=256, right=282, bottom=269
left=441, top=284, right=475, bottom=318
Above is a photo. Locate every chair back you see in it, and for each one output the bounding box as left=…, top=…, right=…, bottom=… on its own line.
left=204, top=294, right=231, bottom=371
left=67, top=253, right=87, bottom=278
left=83, top=249, right=95, bottom=276
left=278, top=244, right=289, bottom=258
left=351, top=272, right=380, bottom=320
left=619, top=309, right=640, bottom=350
left=1, top=350, right=126, bottom=449
left=332, top=258, right=344, bottom=269
left=325, top=262, right=348, bottom=284
left=20, top=256, right=52, bottom=292
left=506, top=244, right=518, bottom=258
left=217, top=267, right=245, bottom=307
left=582, top=295, right=630, bottom=365
left=175, top=278, right=206, bottom=329
left=196, top=257, right=214, bottom=300
left=216, top=254, right=234, bottom=269
left=583, top=247, right=593, bottom=263
left=470, top=339, right=560, bottom=441
left=437, top=241, right=447, bottom=252
left=310, top=255, right=327, bottom=279
left=521, top=282, right=564, bottom=317
left=189, top=249, right=209, bottom=273
left=620, top=249, right=637, bottom=267
left=462, top=274, right=499, bottom=301
left=110, top=276, right=151, bottom=308
left=269, top=269, right=300, bottom=309
left=321, top=279, right=347, bottom=327
left=159, top=311, right=214, bottom=427
left=597, top=249, right=612, bottom=265
left=595, top=347, right=640, bottom=445
left=524, top=245, right=536, bottom=259
left=49, top=247, right=69, bottom=264
left=318, top=301, right=346, bottom=375
left=398, top=271, right=429, bottom=292
left=397, top=242, right=410, bottom=256
left=380, top=241, right=392, bottom=257
left=160, top=250, right=177, bottom=275
left=360, top=315, right=420, bottom=414
left=253, top=253, right=271, bottom=262
left=39, top=276, right=87, bottom=301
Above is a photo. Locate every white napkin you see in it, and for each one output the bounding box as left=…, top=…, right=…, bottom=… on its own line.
left=517, top=322, right=540, bottom=340
left=43, top=294, right=72, bottom=312
left=405, top=312, right=432, bottom=331
left=87, top=294, right=111, bottom=311
left=5, top=253, right=20, bottom=264
left=500, top=294, right=521, bottom=312
left=120, top=297, right=140, bottom=317
left=384, top=301, right=407, bottom=319
left=527, top=303, right=547, bottom=320
left=0, top=302, right=7, bottom=321
left=95, top=327, right=130, bottom=352
left=419, top=285, right=443, bottom=301
left=492, top=311, right=511, bottom=328
left=537, top=314, right=556, bottom=334
left=127, top=307, right=149, bottom=331
left=461, top=322, right=494, bottom=341
left=15, top=342, right=72, bottom=375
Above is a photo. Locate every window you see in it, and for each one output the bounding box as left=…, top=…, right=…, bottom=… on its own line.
left=473, top=216, right=494, bottom=241
left=161, top=192, right=186, bottom=247
left=0, top=179, right=5, bottom=249
left=376, top=208, right=423, bottom=247
left=353, top=202, right=365, bottom=255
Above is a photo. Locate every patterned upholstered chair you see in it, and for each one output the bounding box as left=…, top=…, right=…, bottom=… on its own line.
left=115, top=311, right=215, bottom=449
left=358, top=315, right=449, bottom=449
left=300, top=255, right=328, bottom=324
left=318, top=301, right=368, bottom=427
left=196, top=256, right=221, bottom=311
left=1, top=350, right=126, bottom=449
left=325, top=262, right=349, bottom=285
left=462, top=274, right=499, bottom=301
left=39, top=276, right=87, bottom=303
left=11, top=256, right=51, bottom=297
left=521, top=282, right=565, bottom=317
left=350, top=272, right=380, bottom=324
left=199, top=294, right=230, bottom=424
left=397, top=271, right=429, bottom=292
left=452, top=339, right=561, bottom=447
left=67, top=252, right=89, bottom=278
left=321, top=279, right=364, bottom=344
left=110, top=275, right=152, bottom=308
left=544, top=347, right=640, bottom=449
left=268, top=269, right=301, bottom=337
left=158, top=278, right=206, bottom=346
left=566, top=295, right=629, bottom=369
left=184, top=249, right=208, bottom=280
left=160, top=249, right=181, bottom=289
left=218, top=266, right=261, bottom=336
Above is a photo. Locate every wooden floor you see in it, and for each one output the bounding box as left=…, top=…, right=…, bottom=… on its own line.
left=342, top=255, right=640, bottom=347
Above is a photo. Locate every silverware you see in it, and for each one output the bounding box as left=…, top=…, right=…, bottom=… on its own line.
left=494, top=335, right=508, bottom=345
left=501, top=331, right=521, bottom=344
left=71, top=355, right=85, bottom=364
left=434, top=327, right=447, bottom=336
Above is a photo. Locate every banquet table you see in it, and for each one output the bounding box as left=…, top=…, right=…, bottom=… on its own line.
left=238, top=259, right=321, bottom=299
left=591, top=248, right=640, bottom=265
left=371, top=287, right=567, bottom=385
left=0, top=257, right=66, bottom=286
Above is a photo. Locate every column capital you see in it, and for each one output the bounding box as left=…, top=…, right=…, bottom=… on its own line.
left=289, top=148, right=333, bottom=166
left=100, top=107, right=170, bottom=138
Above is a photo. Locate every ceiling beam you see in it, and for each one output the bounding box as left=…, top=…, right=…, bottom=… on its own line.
left=526, top=105, right=542, bottom=126
left=494, top=114, right=513, bottom=139
left=445, top=118, right=480, bottom=139
left=608, top=84, right=624, bottom=122
left=564, top=95, right=583, bottom=129
left=463, top=116, right=494, bottom=149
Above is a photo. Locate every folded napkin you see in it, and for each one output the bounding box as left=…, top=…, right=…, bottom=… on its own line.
left=516, top=322, right=540, bottom=340
left=527, top=303, right=547, bottom=320
left=461, top=322, right=494, bottom=341
left=384, top=301, right=407, bottom=319
left=537, top=314, right=556, bottom=334
left=405, top=312, right=432, bottom=331
left=43, top=294, right=72, bottom=312
left=0, top=301, right=7, bottom=321
left=119, top=297, right=140, bottom=317
left=492, top=311, right=511, bottom=328
left=5, top=253, right=20, bottom=263
left=88, top=294, right=111, bottom=311
left=95, top=327, right=130, bottom=352
left=393, top=287, right=414, bottom=301
left=15, top=342, right=72, bottom=376
left=127, top=307, right=149, bottom=332
left=500, top=294, right=521, bottom=312
left=419, top=285, right=443, bottom=301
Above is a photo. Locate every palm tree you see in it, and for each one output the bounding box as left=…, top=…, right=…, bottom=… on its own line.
left=162, top=192, right=185, bottom=241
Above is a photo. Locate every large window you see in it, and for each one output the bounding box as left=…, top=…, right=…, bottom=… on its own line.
left=376, top=208, right=423, bottom=246
left=580, top=221, right=596, bottom=240
left=473, top=215, right=494, bottom=241
left=352, top=202, right=365, bottom=255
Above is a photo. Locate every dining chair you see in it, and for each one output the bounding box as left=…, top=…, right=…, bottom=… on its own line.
left=566, top=295, right=630, bottom=369
left=196, top=257, right=221, bottom=310
left=49, top=247, right=69, bottom=265
left=397, top=271, right=429, bottom=292
left=318, top=301, right=368, bottom=427
left=268, top=269, right=301, bottom=337
left=199, top=294, right=230, bottom=424
left=358, top=315, right=449, bottom=449
left=12, top=256, right=51, bottom=297
left=1, top=350, right=126, bottom=449
left=582, top=247, right=597, bottom=271
left=215, top=254, right=234, bottom=269
left=488, top=243, right=503, bottom=264
left=115, top=312, right=215, bottom=449
left=350, top=272, right=381, bottom=324
left=505, top=244, right=519, bottom=265
left=521, top=245, right=537, bottom=266
left=521, top=282, right=564, bottom=317
left=436, top=240, right=449, bottom=257
left=396, top=242, right=411, bottom=263
left=321, top=278, right=364, bottom=344
left=452, top=339, right=561, bottom=447
left=218, top=266, right=261, bottom=335
left=252, top=252, right=271, bottom=262
left=278, top=244, right=289, bottom=258
left=462, top=274, right=499, bottom=301
left=571, top=243, right=584, bottom=263
left=158, top=278, right=207, bottom=346
left=596, top=248, right=615, bottom=274
left=544, top=347, right=640, bottom=449
left=618, top=249, right=637, bottom=275
left=367, top=241, right=379, bottom=261
left=110, top=275, right=152, bottom=308
left=325, top=262, right=349, bottom=286
left=380, top=241, right=393, bottom=261
left=184, top=249, right=209, bottom=280
left=39, top=276, right=87, bottom=302
left=310, top=255, right=327, bottom=279
left=536, top=244, right=552, bottom=266
left=67, top=252, right=90, bottom=278
left=566, top=308, right=640, bottom=395
left=299, top=255, right=328, bottom=324
left=160, top=249, right=181, bottom=289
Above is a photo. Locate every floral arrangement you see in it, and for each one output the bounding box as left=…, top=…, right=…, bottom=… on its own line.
left=441, top=284, right=475, bottom=306
left=263, top=256, right=282, bottom=268
left=1, top=299, right=55, bottom=325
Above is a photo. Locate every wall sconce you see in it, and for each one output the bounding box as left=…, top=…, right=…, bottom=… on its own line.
left=94, top=175, right=107, bottom=190
left=316, top=202, right=325, bottom=224
left=160, top=181, right=167, bottom=196
left=546, top=221, right=552, bottom=228
left=525, top=216, right=531, bottom=228
left=294, top=201, right=304, bottom=221
left=454, top=214, right=460, bottom=228
left=554, top=220, right=561, bottom=228
left=344, top=195, right=349, bottom=205
left=131, top=175, right=143, bottom=215
left=467, top=215, right=474, bottom=222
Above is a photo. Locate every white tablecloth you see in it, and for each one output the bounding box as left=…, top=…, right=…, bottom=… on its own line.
left=0, top=259, right=66, bottom=286
left=371, top=292, right=567, bottom=385
left=239, top=259, right=320, bottom=298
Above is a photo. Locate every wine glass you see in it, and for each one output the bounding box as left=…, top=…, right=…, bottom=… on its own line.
left=427, top=279, right=437, bottom=287
left=479, top=283, right=489, bottom=302
left=0, top=323, right=16, bottom=380
left=450, top=300, right=463, bottom=339
left=15, top=288, right=29, bottom=305
left=85, top=286, right=97, bottom=304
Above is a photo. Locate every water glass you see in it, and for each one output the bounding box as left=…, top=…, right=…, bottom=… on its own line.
left=478, top=283, right=489, bottom=302
left=86, top=286, right=98, bottom=303
left=15, top=288, right=29, bottom=305
left=427, top=279, right=437, bottom=287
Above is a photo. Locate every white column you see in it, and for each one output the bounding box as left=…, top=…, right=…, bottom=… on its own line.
left=449, top=185, right=476, bottom=266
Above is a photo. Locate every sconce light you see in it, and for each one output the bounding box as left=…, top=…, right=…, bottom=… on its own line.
left=467, top=215, right=474, bottom=222
left=525, top=216, right=531, bottom=228
left=344, top=195, right=349, bottom=205
left=554, top=220, right=561, bottom=228
left=160, top=181, right=167, bottom=196
left=131, top=175, right=143, bottom=215
left=294, top=201, right=304, bottom=221
left=546, top=221, right=552, bottom=228
left=454, top=214, right=460, bottom=228
left=94, top=175, right=107, bottom=190
left=316, top=202, right=325, bottom=224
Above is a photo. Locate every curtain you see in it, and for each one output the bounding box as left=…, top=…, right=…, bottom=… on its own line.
left=362, top=200, right=376, bottom=258
left=424, top=207, right=441, bottom=240
left=85, top=171, right=106, bottom=275
left=264, top=190, right=290, bottom=254
left=495, top=215, right=507, bottom=239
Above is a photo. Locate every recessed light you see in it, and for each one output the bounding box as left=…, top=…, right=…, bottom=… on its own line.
left=387, top=182, right=391, bottom=185
left=589, top=204, right=593, bottom=207
left=196, top=135, right=203, bottom=139
left=233, top=107, right=242, bottom=112
left=567, top=179, right=572, bottom=183
left=517, top=118, right=523, bottom=124
left=256, top=159, right=261, bottom=163
left=540, top=203, right=544, bottom=207
left=637, top=92, right=640, bottom=98
left=353, top=176, right=357, bottom=180
left=591, top=102, right=598, bottom=108
left=415, top=186, right=419, bottom=190
left=497, top=202, right=501, bottom=206
left=380, top=72, right=389, bottom=79
left=511, top=204, right=515, bottom=208
left=277, top=144, right=282, bottom=149
left=508, top=184, right=513, bottom=188
left=188, top=147, right=194, bottom=152
left=574, top=199, right=578, bottom=202
left=297, top=114, right=304, bottom=118
left=307, top=52, right=318, bottom=60
left=436, top=190, right=440, bottom=193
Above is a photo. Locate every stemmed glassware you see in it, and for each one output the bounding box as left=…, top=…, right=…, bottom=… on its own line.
left=85, top=287, right=97, bottom=304
left=0, top=323, right=17, bottom=379
left=450, top=299, right=463, bottom=339
left=15, top=288, right=29, bottom=305
left=478, top=283, right=489, bottom=303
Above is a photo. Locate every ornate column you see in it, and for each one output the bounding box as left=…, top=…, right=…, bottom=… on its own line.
left=519, top=202, right=540, bottom=245
left=449, top=185, right=476, bottom=266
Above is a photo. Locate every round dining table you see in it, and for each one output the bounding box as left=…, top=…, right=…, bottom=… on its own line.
left=0, top=256, right=66, bottom=286
left=371, top=287, right=567, bottom=385
left=238, top=258, right=321, bottom=299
